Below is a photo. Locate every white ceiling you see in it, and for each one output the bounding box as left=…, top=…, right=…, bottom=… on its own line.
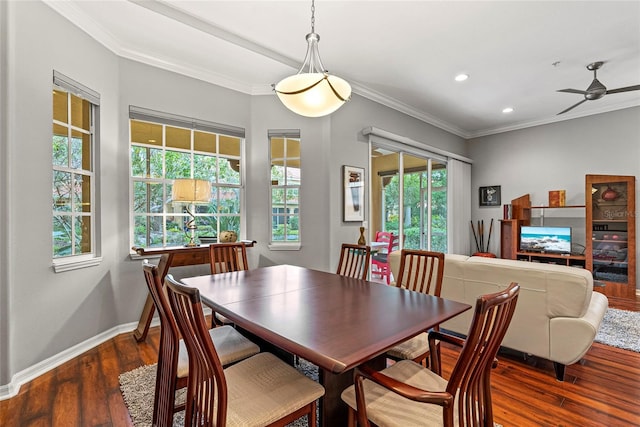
left=44, top=0, right=640, bottom=138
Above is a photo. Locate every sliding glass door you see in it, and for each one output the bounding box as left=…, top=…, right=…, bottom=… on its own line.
left=371, top=146, right=447, bottom=252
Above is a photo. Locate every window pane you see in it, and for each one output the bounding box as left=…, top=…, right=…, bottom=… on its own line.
left=70, top=94, right=91, bottom=131
left=133, top=181, right=165, bottom=213
left=196, top=215, right=217, bottom=238
left=53, top=130, right=69, bottom=167
left=272, top=188, right=284, bottom=205
left=131, top=146, right=148, bottom=177
left=194, top=153, right=216, bottom=181
left=194, top=131, right=216, bottom=154
left=218, top=157, right=240, bottom=184
left=53, top=171, right=72, bottom=211
left=131, top=120, right=162, bottom=146
left=271, top=137, right=284, bottom=159
left=219, top=135, right=240, bottom=156
left=53, top=90, right=68, bottom=123
left=73, top=174, right=91, bottom=213
left=287, top=139, right=300, bottom=157
left=219, top=188, right=239, bottom=213
left=286, top=188, right=299, bottom=205
left=134, top=215, right=165, bottom=248
left=75, top=215, right=91, bottom=254
left=166, top=126, right=190, bottom=150
left=165, top=150, right=191, bottom=179
left=286, top=163, right=301, bottom=185
left=287, top=215, right=300, bottom=241
left=71, top=130, right=91, bottom=170
left=271, top=165, right=284, bottom=183
left=53, top=215, right=72, bottom=256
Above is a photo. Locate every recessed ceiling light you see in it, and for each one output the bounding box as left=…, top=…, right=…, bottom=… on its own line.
left=502, top=107, right=514, bottom=114
left=148, top=139, right=156, bottom=143
left=454, top=73, right=469, bottom=82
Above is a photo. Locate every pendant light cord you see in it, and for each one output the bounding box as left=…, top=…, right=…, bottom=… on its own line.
left=311, top=0, right=315, bottom=33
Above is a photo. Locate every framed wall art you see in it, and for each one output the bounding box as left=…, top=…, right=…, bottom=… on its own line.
left=343, top=165, right=365, bottom=222
left=479, top=185, right=501, bottom=207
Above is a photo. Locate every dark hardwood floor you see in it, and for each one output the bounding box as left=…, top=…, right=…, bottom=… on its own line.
left=1, top=296, right=638, bottom=427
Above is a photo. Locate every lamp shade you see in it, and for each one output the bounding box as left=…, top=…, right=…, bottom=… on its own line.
left=275, top=72, right=352, bottom=118
left=172, top=179, right=211, bottom=204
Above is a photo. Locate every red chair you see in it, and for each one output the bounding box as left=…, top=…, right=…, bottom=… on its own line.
left=371, top=231, right=399, bottom=284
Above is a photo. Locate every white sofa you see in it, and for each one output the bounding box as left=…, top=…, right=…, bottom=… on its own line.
left=389, top=252, right=609, bottom=381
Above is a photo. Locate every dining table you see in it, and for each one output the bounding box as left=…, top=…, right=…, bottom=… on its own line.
left=181, top=264, right=471, bottom=427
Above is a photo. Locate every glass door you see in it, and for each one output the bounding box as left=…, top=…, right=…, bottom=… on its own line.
left=370, top=146, right=447, bottom=252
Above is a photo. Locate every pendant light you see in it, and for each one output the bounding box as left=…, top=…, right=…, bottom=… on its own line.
left=274, top=0, right=351, bottom=117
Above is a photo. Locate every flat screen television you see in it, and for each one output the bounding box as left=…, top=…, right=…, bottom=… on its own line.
left=519, top=226, right=572, bottom=254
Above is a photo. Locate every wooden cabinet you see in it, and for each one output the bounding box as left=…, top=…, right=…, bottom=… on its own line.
left=500, top=194, right=531, bottom=259
left=586, top=175, right=636, bottom=299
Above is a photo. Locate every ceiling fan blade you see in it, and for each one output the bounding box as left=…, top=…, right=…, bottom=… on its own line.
left=606, top=84, right=640, bottom=94
left=557, top=88, right=588, bottom=95
left=557, top=99, right=588, bottom=115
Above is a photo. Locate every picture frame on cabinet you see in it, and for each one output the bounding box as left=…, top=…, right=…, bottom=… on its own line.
left=479, top=185, right=501, bottom=207
left=343, top=165, right=365, bottom=222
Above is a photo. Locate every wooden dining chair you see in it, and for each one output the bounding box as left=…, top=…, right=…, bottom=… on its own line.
left=337, top=243, right=371, bottom=280
left=208, top=242, right=248, bottom=326
left=164, top=275, right=325, bottom=427
left=209, top=242, right=248, bottom=274
left=341, top=282, right=520, bottom=427
left=142, top=262, right=260, bottom=427
left=371, top=231, right=399, bottom=284
left=386, top=249, right=445, bottom=365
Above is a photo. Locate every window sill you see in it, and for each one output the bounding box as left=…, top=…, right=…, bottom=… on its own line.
left=268, top=242, right=301, bottom=251
left=53, top=256, right=103, bottom=273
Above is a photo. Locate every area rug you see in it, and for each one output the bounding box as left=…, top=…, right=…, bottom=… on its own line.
left=594, top=308, right=640, bottom=352
left=119, top=360, right=317, bottom=427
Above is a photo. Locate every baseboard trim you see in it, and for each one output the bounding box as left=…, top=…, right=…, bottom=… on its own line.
left=0, top=318, right=161, bottom=401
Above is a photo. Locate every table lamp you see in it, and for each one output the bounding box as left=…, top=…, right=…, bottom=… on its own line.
left=172, top=178, right=211, bottom=247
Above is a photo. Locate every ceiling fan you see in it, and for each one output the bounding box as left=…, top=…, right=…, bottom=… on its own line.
left=557, top=61, right=640, bottom=115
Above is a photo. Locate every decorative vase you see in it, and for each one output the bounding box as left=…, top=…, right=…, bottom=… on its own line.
left=601, top=186, right=619, bottom=201
left=358, top=226, right=366, bottom=245
left=219, top=230, right=238, bottom=243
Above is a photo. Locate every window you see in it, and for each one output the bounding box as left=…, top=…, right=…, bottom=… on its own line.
left=52, top=71, right=101, bottom=271
left=129, top=107, right=245, bottom=248
left=269, top=130, right=301, bottom=247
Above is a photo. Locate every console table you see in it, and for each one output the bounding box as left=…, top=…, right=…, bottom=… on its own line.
left=131, top=241, right=256, bottom=342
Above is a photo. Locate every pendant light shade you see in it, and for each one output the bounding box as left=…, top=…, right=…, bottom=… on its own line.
left=274, top=1, right=351, bottom=117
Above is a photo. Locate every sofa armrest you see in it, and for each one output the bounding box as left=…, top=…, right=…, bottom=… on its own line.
left=549, top=292, right=608, bottom=365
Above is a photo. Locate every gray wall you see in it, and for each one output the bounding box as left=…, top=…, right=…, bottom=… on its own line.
left=0, top=1, right=468, bottom=388
left=468, top=107, right=640, bottom=290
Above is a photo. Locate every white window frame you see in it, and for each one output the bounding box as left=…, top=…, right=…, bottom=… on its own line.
left=52, top=71, right=102, bottom=273
left=268, top=130, right=301, bottom=251
left=128, top=106, right=246, bottom=251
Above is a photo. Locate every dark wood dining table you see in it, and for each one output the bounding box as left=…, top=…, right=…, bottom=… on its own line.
left=181, top=264, right=471, bottom=427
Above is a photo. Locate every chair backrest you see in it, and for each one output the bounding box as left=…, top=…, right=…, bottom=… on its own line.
left=444, top=282, right=520, bottom=427
left=142, top=259, right=181, bottom=427
left=375, top=231, right=399, bottom=254
left=209, top=242, right=248, bottom=274
left=336, top=243, right=371, bottom=280
left=165, top=274, right=228, bottom=427
left=394, top=249, right=444, bottom=295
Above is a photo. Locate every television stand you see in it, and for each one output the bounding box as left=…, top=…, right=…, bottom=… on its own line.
left=516, top=251, right=586, bottom=268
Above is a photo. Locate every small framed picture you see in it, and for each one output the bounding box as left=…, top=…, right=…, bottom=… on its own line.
left=343, top=165, right=365, bottom=222
left=479, top=186, right=501, bottom=207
